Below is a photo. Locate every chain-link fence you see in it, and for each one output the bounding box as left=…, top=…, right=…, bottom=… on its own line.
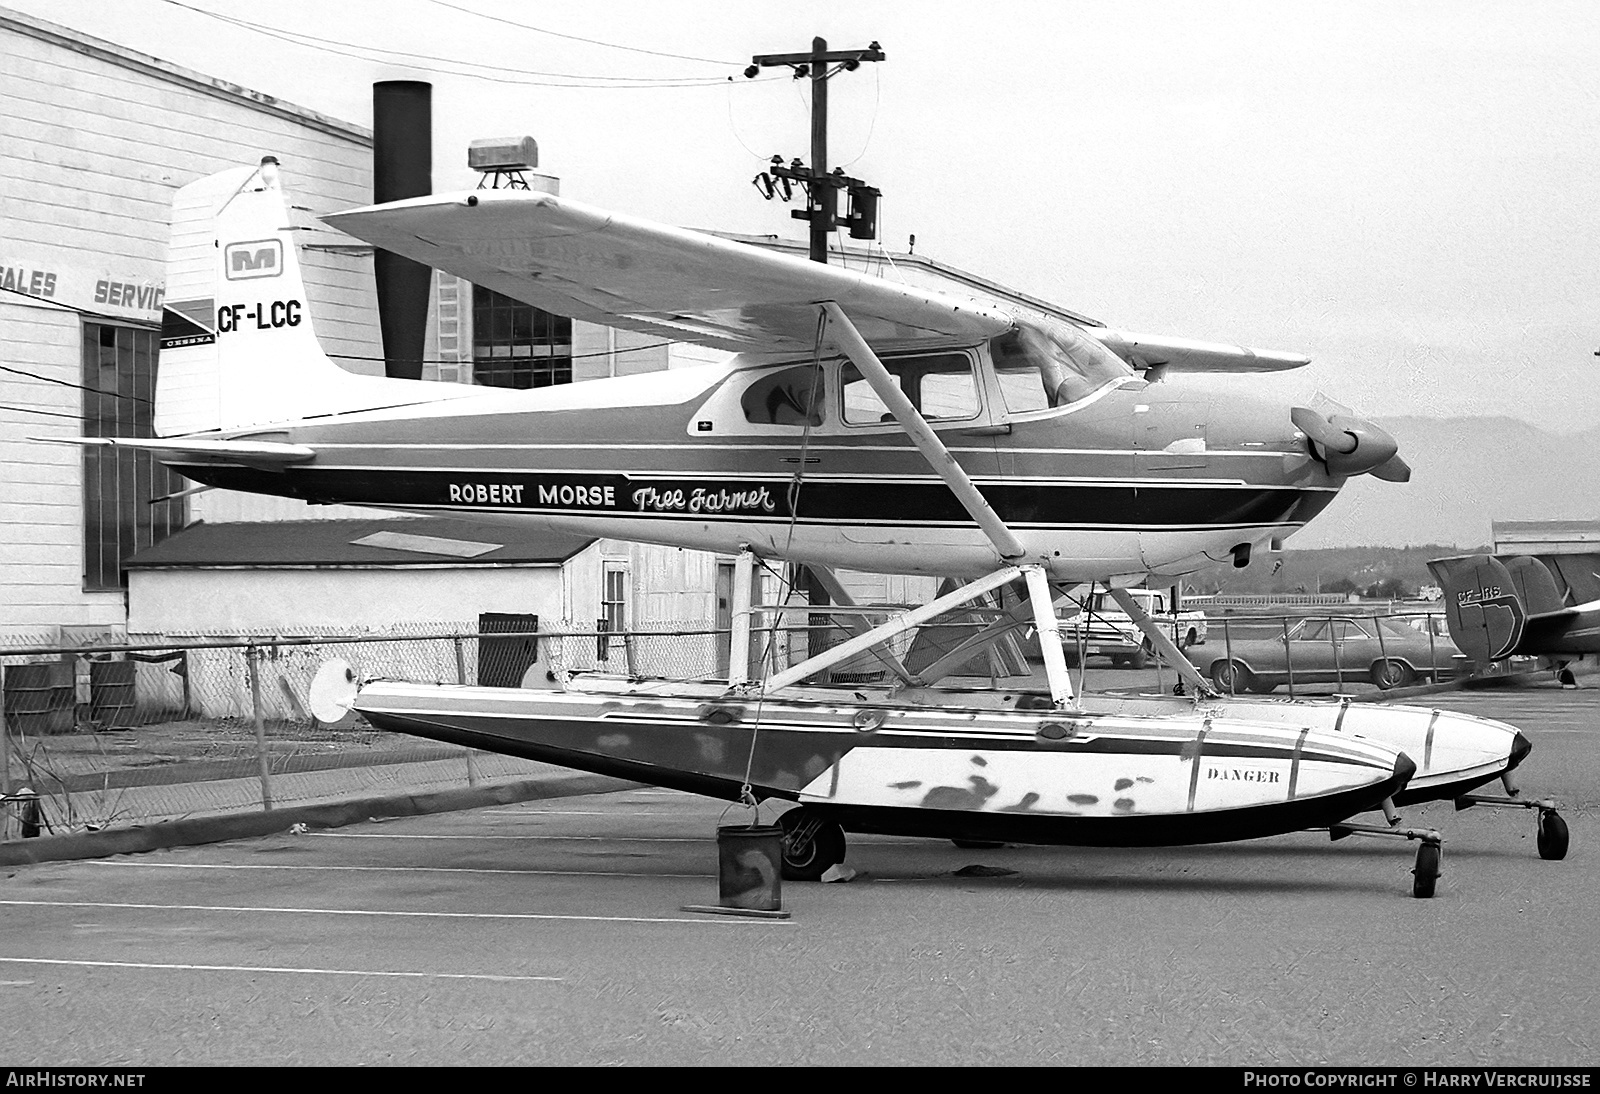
left=0, top=606, right=1470, bottom=840
left=0, top=612, right=927, bottom=841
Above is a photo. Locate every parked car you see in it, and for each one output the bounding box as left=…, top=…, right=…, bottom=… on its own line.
left=1205, top=615, right=1468, bottom=693
left=1060, top=588, right=1207, bottom=669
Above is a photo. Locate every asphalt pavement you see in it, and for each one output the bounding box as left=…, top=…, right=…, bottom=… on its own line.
left=0, top=678, right=1592, bottom=1065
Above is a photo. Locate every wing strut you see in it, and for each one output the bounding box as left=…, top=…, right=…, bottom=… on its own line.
left=810, top=303, right=1077, bottom=706
left=909, top=581, right=1038, bottom=685
left=1024, top=567, right=1075, bottom=706
left=801, top=566, right=920, bottom=687
left=1106, top=587, right=1214, bottom=696
left=821, top=302, right=1026, bottom=563
left=760, top=567, right=1025, bottom=692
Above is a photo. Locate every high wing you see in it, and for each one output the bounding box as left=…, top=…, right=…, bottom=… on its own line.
left=1089, top=328, right=1310, bottom=373
left=323, top=190, right=1014, bottom=354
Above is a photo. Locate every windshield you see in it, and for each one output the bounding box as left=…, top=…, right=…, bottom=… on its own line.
left=991, top=317, right=1136, bottom=412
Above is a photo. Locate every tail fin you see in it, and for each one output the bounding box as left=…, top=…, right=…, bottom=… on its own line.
left=1427, top=553, right=1570, bottom=665
left=1429, top=555, right=1525, bottom=665
left=156, top=158, right=454, bottom=437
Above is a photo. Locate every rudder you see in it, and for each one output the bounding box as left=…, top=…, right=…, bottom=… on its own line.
left=156, top=157, right=435, bottom=437
left=1428, top=554, right=1526, bottom=666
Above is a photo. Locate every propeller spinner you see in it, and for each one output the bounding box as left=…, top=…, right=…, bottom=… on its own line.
left=1291, top=406, right=1411, bottom=482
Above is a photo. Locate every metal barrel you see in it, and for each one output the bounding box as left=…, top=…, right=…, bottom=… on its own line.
left=3, top=661, right=75, bottom=735
left=716, top=824, right=784, bottom=911
left=89, top=659, right=137, bottom=729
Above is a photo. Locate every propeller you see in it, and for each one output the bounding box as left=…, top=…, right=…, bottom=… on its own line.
left=1369, top=454, right=1412, bottom=482
left=1290, top=406, right=1408, bottom=480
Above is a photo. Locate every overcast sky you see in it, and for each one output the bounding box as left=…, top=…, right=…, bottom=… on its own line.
left=12, top=0, right=1599, bottom=432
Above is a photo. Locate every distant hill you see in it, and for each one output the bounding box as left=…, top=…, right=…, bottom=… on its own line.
left=1288, top=416, right=1600, bottom=549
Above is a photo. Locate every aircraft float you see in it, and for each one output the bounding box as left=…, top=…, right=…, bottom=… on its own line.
left=62, top=158, right=1569, bottom=897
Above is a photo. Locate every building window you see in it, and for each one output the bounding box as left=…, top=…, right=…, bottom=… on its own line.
left=471, top=286, right=571, bottom=388
left=601, top=563, right=629, bottom=636
left=597, top=562, right=631, bottom=666
left=81, top=323, right=189, bottom=591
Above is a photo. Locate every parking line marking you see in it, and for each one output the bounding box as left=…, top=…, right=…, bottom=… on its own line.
left=480, top=810, right=691, bottom=816
left=310, top=833, right=708, bottom=842
left=0, top=899, right=791, bottom=926
left=0, top=956, right=561, bottom=982
left=88, top=861, right=714, bottom=879
left=304, top=832, right=918, bottom=845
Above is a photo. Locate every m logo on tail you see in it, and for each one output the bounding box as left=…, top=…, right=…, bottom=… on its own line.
left=224, top=240, right=283, bottom=280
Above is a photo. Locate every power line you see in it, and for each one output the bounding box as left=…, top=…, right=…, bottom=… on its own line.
left=158, top=0, right=765, bottom=89
left=425, top=0, right=739, bottom=66
left=0, top=364, right=152, bottom=407
left=2, top=285, right=684, bottom=373
left=0, top=403, right=86, bottom=422
left=836, top=66, right=882, bottom=170
left=0, top=283, right=157, bottom=327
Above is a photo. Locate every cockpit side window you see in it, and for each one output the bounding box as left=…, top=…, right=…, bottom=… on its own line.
left=991, top=318, right=1135, bottom=413
left=740, top=364, right=827, bottom=427
left=841, top=352, right=979, bottom=425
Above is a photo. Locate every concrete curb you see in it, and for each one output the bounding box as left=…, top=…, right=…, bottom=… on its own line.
left=0, top=771, right=639, bottom=867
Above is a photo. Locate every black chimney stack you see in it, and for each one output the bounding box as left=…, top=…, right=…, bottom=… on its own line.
left=372, top=80, right=432, bottom=380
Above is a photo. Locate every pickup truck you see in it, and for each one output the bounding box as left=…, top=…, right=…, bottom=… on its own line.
left=1061, top=588, right=1208, bottom=669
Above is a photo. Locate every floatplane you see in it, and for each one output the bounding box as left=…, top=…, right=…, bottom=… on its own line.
left=58, top=158, right=1560, bottom=896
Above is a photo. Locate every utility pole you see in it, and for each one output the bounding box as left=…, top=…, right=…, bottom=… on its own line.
left=746, top=38, right=885, bottom=263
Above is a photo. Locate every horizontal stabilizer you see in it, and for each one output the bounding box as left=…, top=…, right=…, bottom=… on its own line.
left=1090, top=329, right=1310, bottom=373
left=1502, top=556, right=1568, bottom=617
left=323, top=190, right=1014, bottom=355
left=38, top=436, right=315, bottom=470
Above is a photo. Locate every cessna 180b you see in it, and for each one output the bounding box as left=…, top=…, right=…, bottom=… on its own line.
left=63, top=158, right=1565, bottom=897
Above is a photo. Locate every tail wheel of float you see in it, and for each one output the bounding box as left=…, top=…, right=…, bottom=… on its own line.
left=777, top=806, right=847, bottom=881
left=1412, top=840, right=1442, bottom=899
left=1537, top=809, right=1570, bottom=861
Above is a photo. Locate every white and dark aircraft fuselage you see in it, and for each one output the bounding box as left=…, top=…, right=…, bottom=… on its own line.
left=172, top=356, right=1339, bottom=582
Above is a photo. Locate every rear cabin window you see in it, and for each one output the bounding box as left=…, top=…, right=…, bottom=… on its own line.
left=741, top=365, right=827, bottom=426
left=841, top=352, right=979, bottom=425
